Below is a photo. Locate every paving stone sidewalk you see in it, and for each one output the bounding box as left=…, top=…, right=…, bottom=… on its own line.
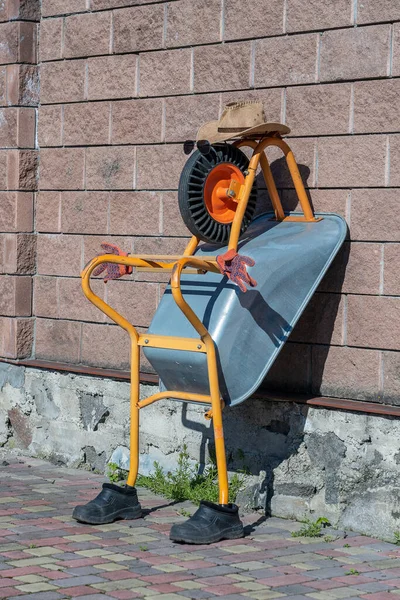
left=1, top=453, right=400, bottom=600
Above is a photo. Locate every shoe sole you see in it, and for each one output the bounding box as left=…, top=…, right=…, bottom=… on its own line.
left=72, top=506, right=142, bottom=525
left=170, top=525, right=244, bottom=545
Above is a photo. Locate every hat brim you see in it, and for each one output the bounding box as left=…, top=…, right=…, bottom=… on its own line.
left=197, top=120, right=290, bottom=144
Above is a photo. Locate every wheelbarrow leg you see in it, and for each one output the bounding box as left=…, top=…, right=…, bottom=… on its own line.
left=72, top=337, right=143, bottom=525
left=169, top=338, right=244, bottom=544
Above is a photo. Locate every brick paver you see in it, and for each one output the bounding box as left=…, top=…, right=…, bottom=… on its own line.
left=1, top=453, right=400, bottom=598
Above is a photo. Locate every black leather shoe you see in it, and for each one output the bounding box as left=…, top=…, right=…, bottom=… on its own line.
left=72, top=483, right=142, bottom=525
left=169, top=501, right=244, bottom=544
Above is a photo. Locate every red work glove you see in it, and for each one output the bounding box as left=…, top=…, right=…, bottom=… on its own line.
left=92, top=242, right=133, bottom=283
left=216, top=249, right=257, bottom=293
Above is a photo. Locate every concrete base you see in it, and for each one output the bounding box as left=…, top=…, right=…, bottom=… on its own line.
left=1, top=363, right=400, bottom=541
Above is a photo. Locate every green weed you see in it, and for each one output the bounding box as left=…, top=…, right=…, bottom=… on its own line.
left=345, top=568, right=360, bottom=576
left=136, top=446, right=244, bottom=505
left=394, top=531, right=400, bottom=545
left=106, top=461, right=128, bottom=483
left=139, top=545, right=148, bottom=551
left=291, top=516, right=330, bottom=538
left=178, top=508, right=192, bottom=518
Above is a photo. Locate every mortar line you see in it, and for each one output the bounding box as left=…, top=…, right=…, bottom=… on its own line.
left=163, top=3, right=168, bottom=48
left=385, top=135, right=390, bottom=187
left=109, top=10, right=114, bottom=54
left=379, top=244, right=385, bottom=295
left=161, top=98, right=166, bottom=143
left=379, top=350, right=384, bottom=401
left=283, top=0, right=287, bottom=34
left=220, top=0, right=225, bottom=41
left=349, top=83, right=354, bottom=134
left=190, top=48, right=194, bottom=93
left=249, top=40, right=256, bottom=88
left=281, top=88, right=286, bottom=124
left=388, top=23, right=394, bottom=76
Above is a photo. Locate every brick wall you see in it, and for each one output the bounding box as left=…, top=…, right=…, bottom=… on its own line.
left=1, top=0, right=400, bottom=405
left=0, top=0, right=39, bottom=359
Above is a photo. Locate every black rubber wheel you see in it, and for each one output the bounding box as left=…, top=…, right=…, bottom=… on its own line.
left=178, top=144, right=257, bottom=245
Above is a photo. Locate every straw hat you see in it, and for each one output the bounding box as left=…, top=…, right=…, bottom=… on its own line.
left=196, top=100, right=290, bottom=144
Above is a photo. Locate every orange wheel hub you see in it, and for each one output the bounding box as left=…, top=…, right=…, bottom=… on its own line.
left=204, top=163, right=244, bottom=224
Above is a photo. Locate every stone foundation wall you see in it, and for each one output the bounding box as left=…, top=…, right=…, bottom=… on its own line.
left=2, top=362, right=399, bottom=541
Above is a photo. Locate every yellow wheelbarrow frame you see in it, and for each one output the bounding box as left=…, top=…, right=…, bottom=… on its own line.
left=81, top=134, right=318, bottom=505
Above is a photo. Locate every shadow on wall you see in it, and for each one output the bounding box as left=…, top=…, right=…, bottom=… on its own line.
left=178, top=155, right=349, bottom=516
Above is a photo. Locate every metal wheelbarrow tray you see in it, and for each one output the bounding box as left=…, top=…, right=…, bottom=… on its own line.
left=145, top=211, right=347, bottom=407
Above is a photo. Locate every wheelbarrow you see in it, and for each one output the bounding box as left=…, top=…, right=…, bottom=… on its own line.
left=74, top=103, right=346, bottom=544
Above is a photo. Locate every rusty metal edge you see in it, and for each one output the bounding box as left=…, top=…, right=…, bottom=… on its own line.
left=1, top=358, right=399, bottom=418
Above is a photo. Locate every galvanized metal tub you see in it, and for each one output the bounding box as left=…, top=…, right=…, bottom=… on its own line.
left=144, top=212, right=347, bottom=407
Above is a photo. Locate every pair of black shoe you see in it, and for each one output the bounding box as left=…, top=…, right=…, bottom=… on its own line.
left=72, top=483, right=244, bottom=545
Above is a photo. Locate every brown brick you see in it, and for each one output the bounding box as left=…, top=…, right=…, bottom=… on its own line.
left=85, top=146, right=135, bottom=190
left=286, top=0, right=351, bottom=32
left=140, top=49, right=191, bottom=97
left=383, top=351, right=400, bottom=405
left=35, top=318, right=81, bottom=363
left=136, top=144, right=187, bottom=190
left=162, top=191, right=191, bottom=237
left=82, top=234, right=133, bottom=272
left=319, top=25, right=391, bottom=82
left=0, top=22, right=19, bottom=64
left=0, top=275, right=31, bottom=316
left=39, top=17, right=63, bottom=62
left=347, top=295, right=400, bottom=350
left=350, top=189, right=400, bottom=242
left=0, top=150, right=7, bottom=188
left=286, top=84, right=351, bottom=137
left=353, top=80, right=400, bottom=134
left=63, top=102, right=110, bottom=146
left=383, top=244, right=400, bottom=296
left=113, top=4, right=164, bottom=53
left=87, top=55, right=137, bottom=101
left=262, top=342, right=311, bottom=394
left=225, top=0, right=283, bottom=40
left=36, top=192, right=61, bottom=233
left=37, top=234, right=82, bottom=276
left=38, top=105, right=62, bottom=147
left=0, top=107, right=35, bottom=149
left=221, top=88, right=283, bottom=124
left=40, top=60, right=85, bottom=104
left=109, top=192, right=160, bottom=236
left=166, top=0, right=221, bottom=46
left=0, top=316, right=33, bottom=358
left=317, top=135, right=386, bottom=188
left=106, top=279, right=158, bottom=327
left=6, top=150, right=38, bottom=190
left=112, top=99, right=162, bottom=145
left=319, top=242, right=381, bottom=295
left=283, top=188, right=348, bottom=220
left=269, top=137, right=316, bottom=189
left=64, top=12, right=111, bottom=59
left=33, top=276, right=58, bottom=318
left=2, top=233, right=36, bottom=274
left=6, top=64, right=39, bottom=106
left=194, top=42, right=250, bottom=93
left=61, top=192, right=109, bottom=234
left=254, top=34, right=318, bottom=87
left=0, top=22, right=37, bottom=65
left=312, top=346, right=381, bottom=401
left=358, top=0, right=400, bottom=24
left=291, top=292, right=344, bottom=345
left=164, top=94, right=220, bottom=143
left=134, top=235, right=189, bottom=256
left=41, top=0, right=87, bottom=17
left=81, top=322, right=129, bottom=370
left=0, top=192, right=33, bottom=232
left=0, top=0, right=40, bottom=21
left=40, top=148, right=85, bottom=191
left=388, top=134, right=400, bottom=187
left=58, top=277, right=106, bottom=322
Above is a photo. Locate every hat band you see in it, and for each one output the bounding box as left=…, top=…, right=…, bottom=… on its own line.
left=217, top=126, right=259, bottom=133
